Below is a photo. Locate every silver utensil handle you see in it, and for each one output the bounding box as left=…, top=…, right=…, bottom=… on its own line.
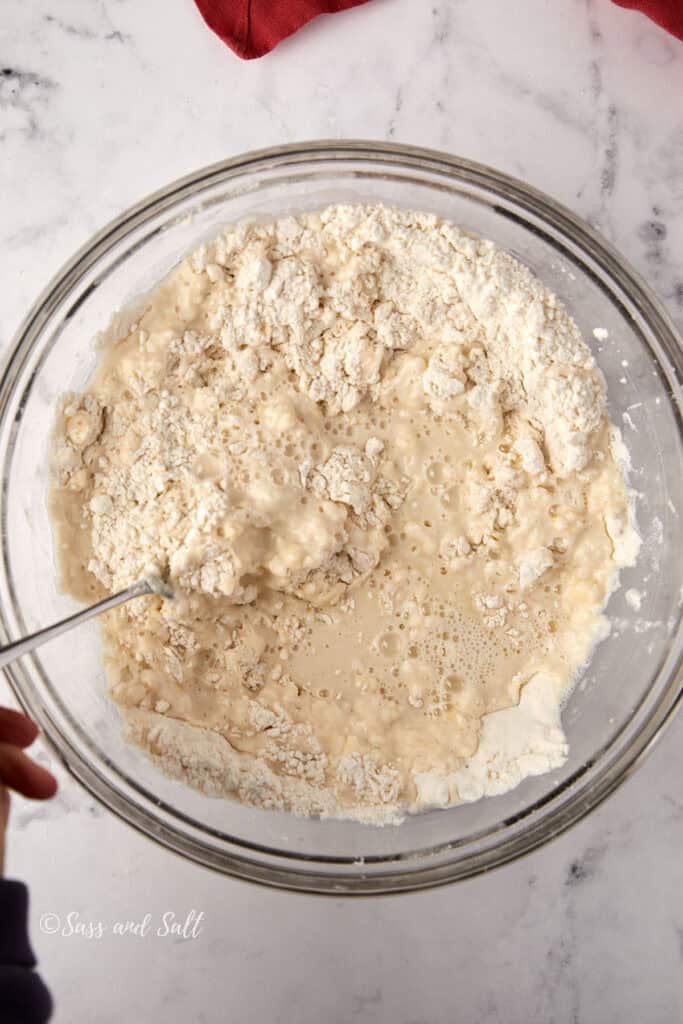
left=0, top=580, right=151, bottom=671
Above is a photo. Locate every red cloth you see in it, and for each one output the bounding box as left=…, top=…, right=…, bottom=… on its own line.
left=194, top=0, right=683, bottom=59
left=611, top=0, right=683, bottom=40
left=194, top=0, right=372, bottom=59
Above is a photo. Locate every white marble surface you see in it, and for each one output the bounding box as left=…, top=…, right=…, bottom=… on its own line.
left=1, top=1, right=683, bottom=1021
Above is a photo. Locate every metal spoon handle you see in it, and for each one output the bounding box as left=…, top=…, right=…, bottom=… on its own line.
left=0, top=579, right=152, bottom=671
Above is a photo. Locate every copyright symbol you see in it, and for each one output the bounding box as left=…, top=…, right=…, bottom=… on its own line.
left=40, top=913, right=61, bottom=935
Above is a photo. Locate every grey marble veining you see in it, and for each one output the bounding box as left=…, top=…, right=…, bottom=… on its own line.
left=1, top=1, right=682, bottom=1021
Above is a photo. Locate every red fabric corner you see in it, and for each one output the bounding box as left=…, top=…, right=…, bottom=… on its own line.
left=194, top=0, right=373, bottom=60
left=611, top=0, right=683, bottom=40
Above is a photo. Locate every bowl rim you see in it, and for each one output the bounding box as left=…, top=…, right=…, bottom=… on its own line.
left=1, top=139, right=682, bottom=895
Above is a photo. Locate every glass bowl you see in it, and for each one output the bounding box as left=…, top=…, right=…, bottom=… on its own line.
left=1, top=142, right=681, bottom=895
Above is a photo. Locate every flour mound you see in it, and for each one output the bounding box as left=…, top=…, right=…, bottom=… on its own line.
left=49, top=204, right=637, bottom=824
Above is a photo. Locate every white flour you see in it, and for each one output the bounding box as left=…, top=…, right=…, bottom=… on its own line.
left=49, top=205, right=639, bottom=823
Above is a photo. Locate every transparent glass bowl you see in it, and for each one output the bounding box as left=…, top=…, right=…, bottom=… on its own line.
left=1, top=142, right=681, bottom=894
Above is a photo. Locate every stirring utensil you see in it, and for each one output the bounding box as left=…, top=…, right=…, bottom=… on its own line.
left=0, top=575, right=173, bottom=671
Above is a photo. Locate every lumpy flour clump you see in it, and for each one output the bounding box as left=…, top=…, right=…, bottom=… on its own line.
left=49, top=205, right=638, bottom=823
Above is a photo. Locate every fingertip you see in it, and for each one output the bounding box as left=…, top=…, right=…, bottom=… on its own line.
left=0, top=708, right=39, bottom=748
left=0, top=745, right=58, bottom=801
left=25, top=761, right=58, bottom=800
left=38, top=771, right=58, bottom=800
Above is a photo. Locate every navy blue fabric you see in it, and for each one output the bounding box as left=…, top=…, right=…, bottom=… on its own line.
left=0, top=881, right=52, bottom=1023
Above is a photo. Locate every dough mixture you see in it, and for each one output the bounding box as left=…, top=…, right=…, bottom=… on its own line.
left=49, top=205, right=638, bottom=823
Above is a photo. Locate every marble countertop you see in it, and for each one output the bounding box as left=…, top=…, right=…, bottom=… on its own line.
left=1, top=1, right=683, bottom=1021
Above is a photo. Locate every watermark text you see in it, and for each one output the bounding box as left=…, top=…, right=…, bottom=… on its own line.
left=40, top=909, right=204, bottom=941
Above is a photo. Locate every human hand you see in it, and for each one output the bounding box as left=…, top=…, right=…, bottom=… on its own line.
left=0, top=708, right=57, bottom=875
